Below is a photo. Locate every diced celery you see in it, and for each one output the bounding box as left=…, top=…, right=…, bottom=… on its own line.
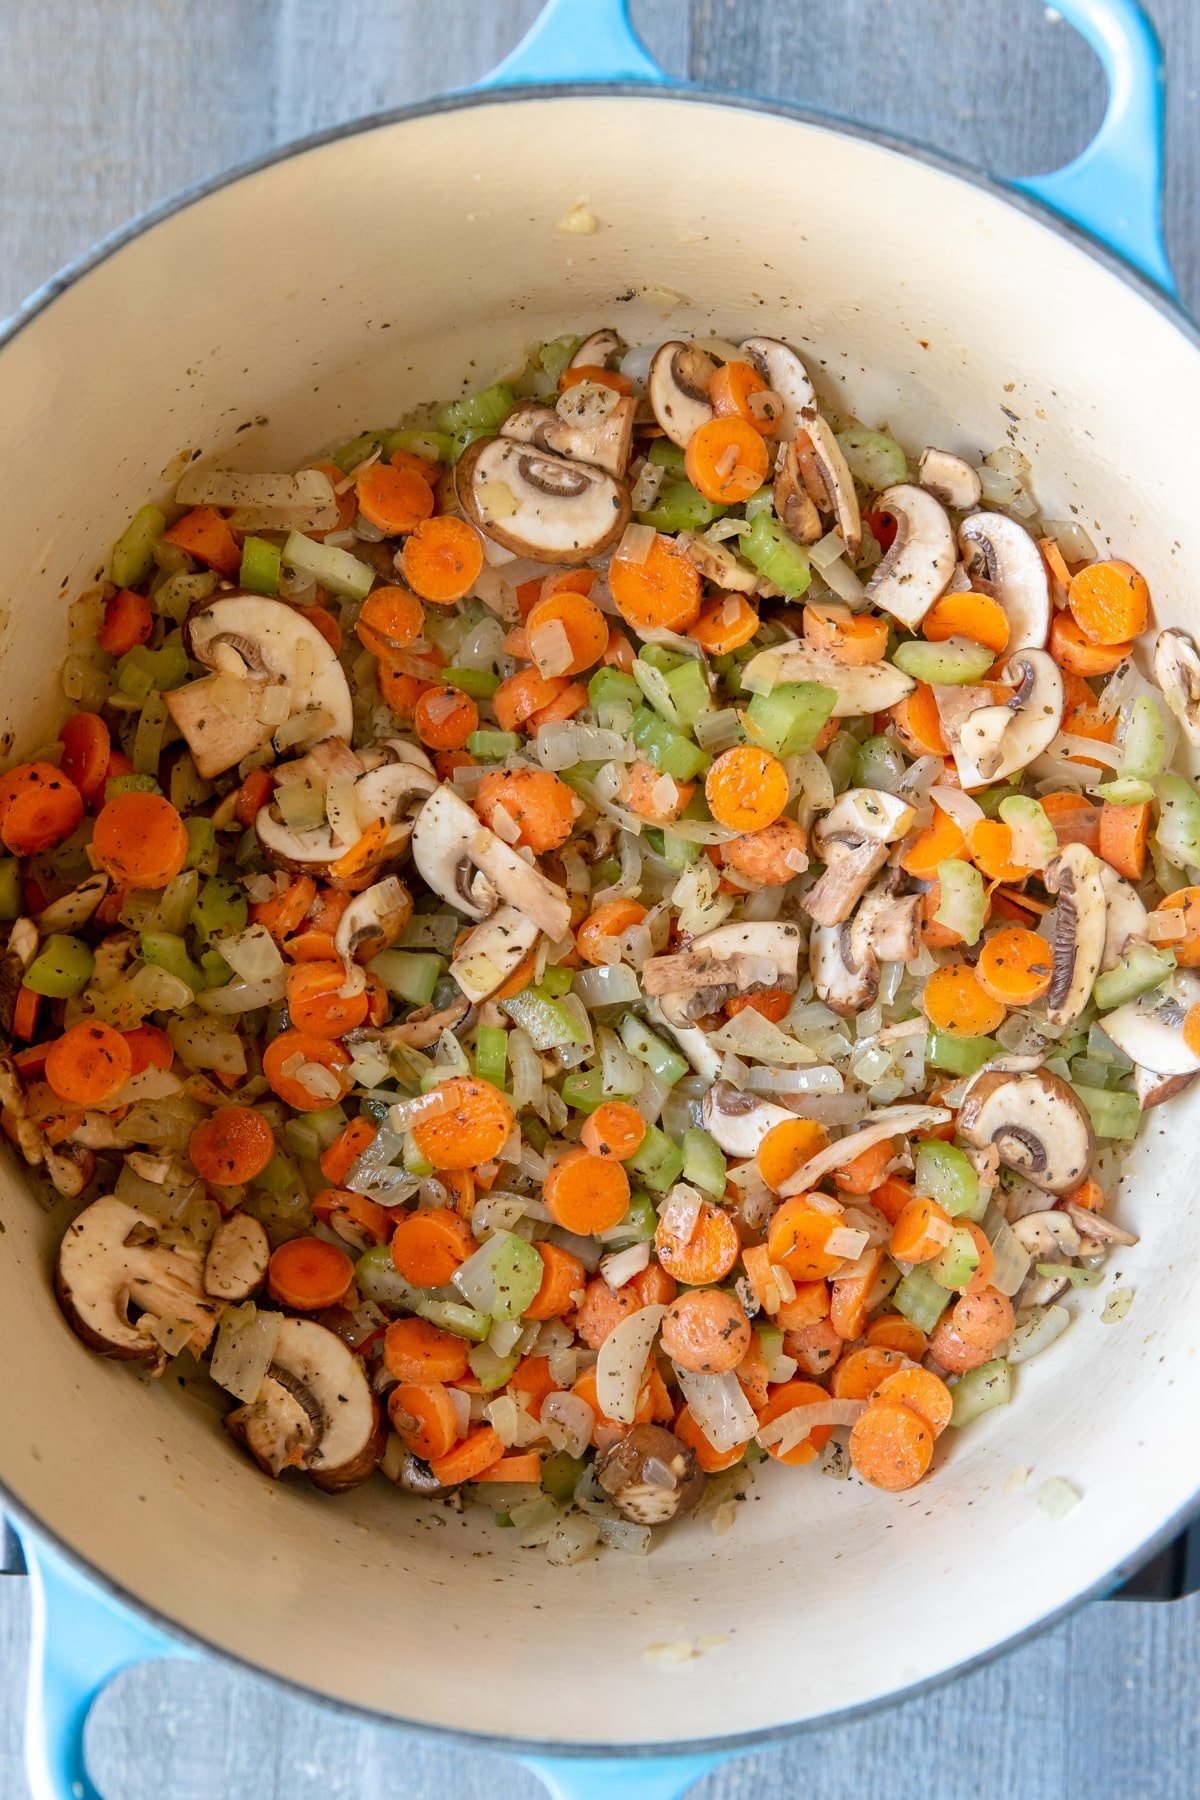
left=893, top=1264, right=951, bottom=1334
left=648, top=439, right=687, bottom=474
left=591, top=855, right=622, bottom=890
left=417, top=1299, right=491, bottom=1342
left=0, top=859, right=22, bottom=922
left=619, top=1014, right=689, bottom=1085
left=200, top=948, right=234, bottom=988
left=744, top=682, right=837, bottom=756
left=929, top=1223, right=981, bottom=1291
left=474, top=1022, right=508, bottom=1089
left=638, top=645, right=687, bottom=675
left=116, top=638, right=187, bottom=699
left=537, top=334, right=582, bottom=380
left=997, top=794, right=1056, bottom=869
left=282, top=530, right=373, bottom=600
left=381, top=427, right=455, bottom=464
left=893, top=637, right=996, bottom=683
left=256, top=1150, right=299, bottom=1193
left=682, top=1126, right=727, bottom=1199
left=602, top=1190, right=659, bottom=1244
left=1035, top=1261, right=1103, bottom=1289
left=627, top=1125, right=685, bottom=1193
left=356, top=1244, right=421, bottom=1314
left=24, top=934, right=95, bottom=999
left=523, top=1115, right=549, bottom=1155
left=914, top=1138, right=983, bottom=1219
left=111, top=505, right=166, bottom=588
left=1096, top=778, right=1155, bottom=806
left=638, top=480, right=727, bottom=534
left=330, top=431, right=385, bottom=473
left=540, top=965, right=574, bottom=998
left=1155, top=773, right=1200, bottom=868
left=105, top=772, right=161, bottom=807
left=560, top=1066, right=607, bottom=1114
left=663, top=657, right=715, bottom=729
left=1093, top=942, right=1175, bottom=1010
left=502, top=985, right=588, bottom=1051
left=949, top=1358, right=1013, bottom=1428
left=190, top=877, right=248, bottom=945
left=467, top=729, right=523, bottom=760
left=973, top=782, right=1023, bottom=820
left=237, top=535, right=281, bottom=596
left=444, top=667, right=501, bottom=701
left=926, top=1028, right=1000, bottom=1077
left=1073, top=1082, right=1140, bottom=1141
left=402, top=1136, right=435, bottom=1177
left=822, top=729, right=860, bottom=795
left=933, top=858, right=987, bottom=947
left=588, top=667, right=640, bottom=713
left=542, top=1451, right=586, bottom=1503
left=369, top=950, right=444, bottom=1006
left=439, top=384, right=516, bottom=458
left=1118, top=695, right=1165, bottom=781
left=185, top=817, right=218, bottom=874
left=468, top=1342, right=522, bottom=1391
left=453, top=1229, right=544, bottom=1320
left=836, top=427, right=908, bottom=489
left=852, top=733, right=907, bottom=792
left=738, top=513, right=811, bottom=596
left=641, top=824, right=699, bottom=869
left=140, top=929, right=202, bottom=990
left=631, top=706, right=710, bottom=782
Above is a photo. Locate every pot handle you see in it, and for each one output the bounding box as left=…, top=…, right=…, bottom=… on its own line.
left=1014, top=0, right=1173, bottom=293
left=477, top=0, right=669, bottom=89
left=16, top=1523, right=193, bottom=1800
left=522, top=1750, right=726, bottom=1800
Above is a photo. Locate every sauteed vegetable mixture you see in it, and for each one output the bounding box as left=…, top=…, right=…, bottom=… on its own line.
left=7, top=326, right=1197, bottom=1557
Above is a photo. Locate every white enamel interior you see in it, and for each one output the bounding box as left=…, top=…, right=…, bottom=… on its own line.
left=0, top=93, right=1198, bottom=1751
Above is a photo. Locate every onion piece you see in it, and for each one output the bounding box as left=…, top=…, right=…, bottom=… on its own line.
left=672, top=1367, right=758, bottom=1454
left=1007, top=1303, right=1070, bottom=1364
left=210, top=1304, right=283, bottom=1404
left=931, top=784, right=985, bottom=834
left=176, top=466, right=338, bottom=531
left=757, top=1398, right=867, bottom=1453
left=595, top=1304, right=666, bottom=1424
left=777, top=1105, right=950, bottom=1197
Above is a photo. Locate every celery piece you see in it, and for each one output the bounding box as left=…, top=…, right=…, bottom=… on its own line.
left=114, top=649, right=155, bottom=703
left=190, top=877, right=248, bottom=945
left=444, top=666, right=501, bottom=701
left=639, top=644, right=688, bottom=675
left=738, top=513, right=811, bottom=597
left=893, top=637, right=995, bottom=684
left=913, top=1138, right=983, bottom=1219
left=893, top=1263, right=952, bottom=1334
left=836, top=428, right=909, bottom=489
left=1118, top=695, right=1165, bottom=781
left=973, top=782, right=1023, bottom=820
left=111, top=505, right=166, bottom=589
left=560, top=1066, right=607, bottom=1114
left=239, top=535, right=282, bottom=596
left=743, top=681, right=837, bottom=757
left=184, top=817, right=218, bottom=874
left=602, top=1190, right=659, bottom=1245
left=417, top=1298, right=491, bottom=1342
left=355, top=1244, right=420, bottom=1315
left=949, top=1358, right=1013, bottom=1428
left=619, top=1013, right=689, bottom=1085
left=467, top=729, right=523, bottom=760
left=638, top=480, right=727, bottom=535
left=381, top=427, right=455, bottom=464
left=501, top=984, right=588, bottom=1051
left=539, top=965, right=574, bottom=999
left=652, top=827, right=701, bottom=870
left=369, top=950, right=444, bottom=1007
left=200, top=948, right=234, bottom=989
left=523, top=1115, right=549, bottom=1155
left=139, top=930, right=202, bottom=993
left=542, top=1451, right=586, bottom=1503
left=329, top=431, right=385, bottom=473
left=647, top=439, right=687, bottom=474
left=998, top=794, right=1057, bottom=869
left=0, top=859, right=21, bottom=923
left=439, top=384, right=517, bottom=451
left=822, top=729, right=860, bottom=796
left=631, top=706, right=710, bottom=782
left=926, top=1029, right=1000, bottom=1078
left=468, top=1342, right=522, bottom=1391
left=1096, top=778, right=1155, bottom=807
left=933, top=858, right=987, bottom=948
left=1035, top=1261, right=1103, bottom=1289
left=1155, top=773, right=1200, bottom=868
left=256, top=1150, right=299, bottom=1194
left=402, top=1136, right=435, bottom=1178
left=853, top=733, right=907, bottom=793
left=282, top=530, right=373, bottom=601
left=474, top=1022, right=508, bottom=1089
left=308, top=1104, right=348, bottom=1151
left=628, top=1125, right=685, bottom=1193
left=928, top=1223, right=982, bottom=1291
left=591, top=855, right=623, bottom=890
left=1073, top=1082, right=1140, bottom=1141
left=588, top=667, right=640, bottom=713
left=23, top=934, right=95, bottom=999
left=663, top=657, right=715, bottom=729
left=456, top=1230, right=543, bottom=1321
left=538, top=335, right=582, bottom=380
left=682, top=1126, right=727, bottom=1199
left=1094, top=942, right=1175, bottom=1010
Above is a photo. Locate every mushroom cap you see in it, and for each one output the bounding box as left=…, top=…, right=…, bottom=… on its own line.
left=739, top=337, right=817, bottom=442
left=700, top=1080, right=793, bottom=1157
left=570, top=327, right=624, bottom=369
left=334, top=875, right=413, bottom=964
left=742, top=644, right=915, bottom=716
left=949, top=648, right=1064, bottom=787
left=596, top=1423, right=704, bottom=1525
left=455, top=436, right=630, bottom=565
left=1100, top=972, right=1200, bottom=1076
left=643, top=922, right=801, bottom=1016
left=56, top=1195, right=220, bottom=1363
left=647, top=341, right=716, bottom=447
left=1153, top=628, right=1200, bottom=747
left=797, top=406, right=861, bottom=562
left=957, top=512, right=1051, bottom=651
left=203, top=1213, right=271, bottom=1302
left=226, top=1317, right=384, bottom=1492
left=864, top=484, right=957, bottom=627
left=256, top=759, right=436, bottom=877
left=957, top=1066, right=1095, bottom=1193
left=411, top=783, right=572, bottom=939
left=918, top=447, right=983, bottom=511
left=1043, top=843, right=1107, bottom=1027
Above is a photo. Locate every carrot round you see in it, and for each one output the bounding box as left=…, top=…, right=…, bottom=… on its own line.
left=849, top=1400, right=934, bottom=1490
left=726, top=987, right=793, bottom=1024
left=312, top=1186, right=393, bottom=1247
left=899, top=808, right=967, bottom=879
left=262, top=1029, right=351, bottom=1111
left=545, top=1146, right=629, bottom=1235
left=705, top=745, right=789, bottom=833
left=784, top=1317, right=843, bottom=1377
left=609, top=532, right=702, bottom=634
left=526, top=588, right=608, bottom=676
left=1067, top=558, right=1150, bottom=645
left=383, top=1316, right=470, bottom=1384
left=412, top=685, right=478, bottom=752
left=922, top=962, right=1007, bottom=1037
left=1041, top=790, right=1102, bottom=852
left=1098, top=800, right=1150, bottom=880
left=623, top=761, right=695, bottom=824
left=121, top=1022, right=174, bottom=1076
left=580, top=1101, right=646, bottom=1161
left=571, top=1277, right=641, bottom=1349
left=285, top=961, right=370, bottom=1038
left=98, top=587, right=154, bottom=656
left=267, top=1235, right=354, bottom=1310
left=527, top=681, right=586, bottom=730
left=523, top=1242, right=586, bottom=1322
left=829, top=1249, right=885, bottom=1341
left=655, top=1199, right=740, bottom=1285
left=1049, top=610, right=1131, bottom=675
left=889, top=1194, right=953, bottom=1264
left=871, top=1369, right=953, bottom=1439
left=389, top=1206, right=477, bottom=1287
left=410, top=1076, right=515, bottom=1171
left=688, top=593, right=760, bottom=655
left=830, top=1345, right=908, bottom=1401
left=660, top=1289, right=751, bottom=1375
left=356, top=461, right=434, bottom=534
left=866, top=1314, right=928, bottom=1359
left=559, top=364, right=633, bottom=395
left=685, top=415, right=770, bottom=505
left=757, top=1377, right=836, bottom=1466
left=709, top=358, right=776, bottom=429
left=950, top=1286, right=1014, bottom=1352
left=58, top=714, right=111, bottom=803
left=675, top=1403, right=747, bottom=1473
left=630, top=1263, right=678, bottom=1308
left=0, top=762, right=84, bottom=856
left=400, top=515, right=484, bottom=603
left=756, top=1117, right=829, bottom=1192
left=356, top=586, right=426, bottom=660
left=388, top=1381, right=461, bottom=1462
left=44, top=1020, right=133, bottom=1106
left=722, top=818, right=809, bottom=887
left=576, top=898, right=647, bottom=966
left=92, top=790, right=188, bottom=889
left=869, top=1177, right=916, bottom=1227
left=318, top=1116, right=377, bottom=1186
left=837, top=1137, right=895, bottom=1195
left=976, top=926, right=1053, bottom=1005
left=474, top=767, right=576, bottom=854
left=922, top=591, right=1010, bottom=654
left=891, top=681, right=949, bottom=756
left=492, top=666, right=570, bottom=733
left=766, top=1195, right=843, bottom=1281
left=429, top=1424, right=505, bottom=1487
left=967, top=819, right=1028, bottom=884
left=803, top=601, right=888, bottom=666
left=775, top=1280, right=831, bottom=1330
left=189, top=1105, right=275, bottom=1185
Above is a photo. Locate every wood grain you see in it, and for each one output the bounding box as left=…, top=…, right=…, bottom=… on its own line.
left=0, top=2, right=1198, bottom=1795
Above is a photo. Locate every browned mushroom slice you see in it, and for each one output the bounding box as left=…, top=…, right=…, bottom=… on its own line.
left=739, top=337, right=816, bottom=442
left=647, top=341, right=717, bottom=447
left=333, top=876, right=413, bottom=964
left=55, top=1195, right=220, bottom=1364
left=642, top=921, right=800, bottom=1027
left=810, top=877, right=921, bottom=1017
left=947, top=649, right=1064, bottom=787
left=455, top=437, right=629, bottom=564
left=503, top=393, right=636, bottom=481
left=1043, top=844, right=1106, bottom=1026
left=226, top=1317, right=384, bottom=1492
left=204, top=1213, right=271, bottom=1302
left=411, top=783, right=572, bottom=939
left=570, top=328, right=624, bottom=370
left=255, top=759, right=436, bottom=876
left=596, top=1424, right=704, bottom=1524
left=795, top=407, right=862, bottom=561
left=804, top=789, right=916, bottom=927
left=957, top=1066, right=1095, bottom=1193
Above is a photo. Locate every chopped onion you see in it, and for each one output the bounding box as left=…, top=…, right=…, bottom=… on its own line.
left=693, top=707, right=743, bottom=754
left=824, top=1225, right=870, bottom=1262
left=673, top=1367, right=758, bottom=1454
left=542, top=1391, right=596, bottom=1459
left=596, top=1304, right=667, bottom=1423
left=615, top=522, right=657, bottom=565
left=196, top=970, right=288, bottom=1013
left=630, top=461, right=665, bottom=512
left=215, top=924, right=285, bottom=984
left=535, top=721, right=631, bottom=772
left=210, top=1304, right=283, bottom=1403
left=166, top=1014, right=246, bottom=1076
left=177, top=466, right=338, bottom=532
left=710, top=1010, right=818, bottom=1067
left=1006, top=1302, right=1070, bottom=1364
left=1040, top=518, right=1098, bottom=564
left=572, top=963, right=641, bottom=1010
left=986, top=1214, right=1032, bottom=1296
left=931, top=784, right=985, bottom=833
left=757, top=1398, right=867, bottom=1453
left=1036, top=1475, right=1081, bottom=1521
left=600, top=1241, right=652, bottom=1290
left=530, top=618, right=575, bottom=680
left=657, top=1182, right=705, bottom=1245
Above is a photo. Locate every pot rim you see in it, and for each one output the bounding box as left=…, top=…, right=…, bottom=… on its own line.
left=2, top=75, right=1198, bottom=1759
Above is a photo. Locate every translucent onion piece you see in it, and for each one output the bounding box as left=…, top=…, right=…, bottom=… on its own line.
left=673, top=1367, right=758, bottom=1455
left=596, top=1304, right=667, bottom=1424
left=210, top=1304, right=283, bottom=1404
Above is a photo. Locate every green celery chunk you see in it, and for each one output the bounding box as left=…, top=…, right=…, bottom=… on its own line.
left=619, top=1014, right=689, bottom=1085
left=649, top=826, right=701, bottom=871
left=369, top=950, right=444, bottom=1007
left=836, top=427, right=908, bottom=488
left=631, top=706, right=710, bottom=782
left=356, top=1244, right=421, bottom=1314
left=440, top=384, right=517, bottom=459
left=928, top=1223, right=981, bottom=1291
left=0, top=859, right=21, bottom=922
left=474, top=1022, right=508, bottom=1089
left=1096, top=778, right=1155, bottom=806
left=139, top=929, right=202, bottom=992
left=417, top=1298, right=491, bottom=1342
left=628, top=1125, right=685, bottom=1193
left=893, top=637, right=995, bottom=684
left=637, top=480, right=727, bottom=534
left=444, top=667, right=501, bottom=700
left=467, top=729, right=523, bottom=760
left=239, top=536, right=282, bottom=596
left=925, top=1029, right=1000, bottom=1077
left=1155, top=773, right=1200, bottom=868
left=539, top=965, right=574, bottom=998
left=1073, top=1082, right=1140, bottom=1141
left=455, top=1230, right=544, bottom=1321
left=501, top=984, right=587, bottom=1051
left=682, top=1126, right=726, bottom=1198
left=973, top=782, right=1023, bottom=820
left=743, top=682, right=837, bottom=756
left=949, top=1358, right=1013, bottom=1428
left=893, top=1264, right=952, bottom=1334
left=599, top=1190, right=659, bottom=1248
left=536, top=334, right=581, bottom=381
left=1093, top=942, right=1175, bottom=1010
left=738, top=513, right=811, bottom=596
left=914, top=1138, right=983, bottom=1219
left=199, top=948, right=234, bottom=988
left=115, top=637, right=188, bottom=699
left=933, top=859, right=987, bottom=949
left=381, top=427, right=455, bottom=463
left=330, top=431, right=384, bottom=473
left=184, top=817, right=218, bottom=874
left=111, top=505, right=166, bottom=589
left=997, top=795, right=1057, bottom=868
left=588, top=667, right=640, bottom=713
left=662, top=657, right=715, bottom=729
left=282, top=530, right=373, bottom=600
left=468, top=1342, right=522, bottom=1391
left=190, top=877, right=248, bottom=945
left=1117, top=695, right=1165, bottom=781
left=542, top=1451, right=585, bottom=1503
left=560, top=1067, right=607, bottom=1114
left=853, top=733, right=907, bottom=792
left=23, top=934, right=94, bottom=998
left=647, top=440, right=687, bottom=474
left=105, top=772, right=161, bottom=807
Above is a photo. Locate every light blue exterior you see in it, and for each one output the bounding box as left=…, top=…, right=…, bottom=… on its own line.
left=17, top=1, right=1177, bottom=1796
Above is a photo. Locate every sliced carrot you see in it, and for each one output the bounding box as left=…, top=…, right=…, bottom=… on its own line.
left=576, top=898, right=647, bottom=966
left=630, top=1262, right=678, bottom=1307
left=660, top=1289, right=751, bottom=1375
left=766, top=1195, right=843, bottom=1281
left=870, top=1176, right=916, bottom=1226
left=97, top=587, right=154, bottom=656
left=837, top=1138, right=895, bottom=1196
left=803, top=601, right=888, bottom=666
left=829, top=1248, right=885, bottom=1341
left=899, top=807, right=966, bottom=879
left=356, top=586, right=426, bottom=660
left=962, top=1223, right=996, bottom=1296
left=163, top=505, right=240, bottom=578
left=685, top=415, right=770, bottom=505
left=262, top=1030, right=351, bottom=1111
left=830, top=1345, right=908, bottom=1400
left=976, top=926, right=1053, bottom=1005
left=922, top=962, right=1007, bottom=1037
left=312, top=1186, right=393, bottom=1248
left=121, top=1022, right=173, bottom=1076
left=722, top=818, right=810, bottom=887
left=524, top=1242, right=586, bottom=1322
left=849, top=1401, right=934, bottom=1490
left=251, top=875, right=319, bottom=942
left=571, top=1276, right=641, bottom=1349
left=891, top=681, right=949, bottom=756
left=526, top=588, right=608, bottom=676
left=319, top=1116, right=377, bottom=1186
left=734, top=1330, right=770, bottom=1409
left=1068, top=558, right=1150, bottom=645
left=655, top=1199, right=740, bottom=1285
left=383, top=1317, right=470, bottom=1384
left=493, top=666, right=570, bottom=734
left=740, top=1243, right=782, bottom=1315
left=623, top=760, right=695, bottom=824
left=388, top=1381, right=460, bottom=1462
left=783, top=1317, right=843, bottom=1377
left=413, top=684, right=478, bottom=753
left=871, top=1367, right=953, bottom=1439
left=946, top=1286, right=1015, bottom=1354
left=866, top=1314, right=928, bottom=1358
left=1063, top=1177, right=1107, bottom=1213
left=429, top=1425, right=504, bottom=1487
left=705, top=745, right=788, bottom=833
left=527, top=681, right=587, bottom=729
left=400, top=515, right=484, bottom=603
left=58, top=713, right=111, bottom=803
left=726, top=987, right=792, bottom=1024
left=675, top=1403, right=747, bottom=1473
left=545, top=1146, right=629, bottom=1235
left=1160, top=888, right=1200, bottom=967
left=0, top=762, right=84, bottom=856
left=1050, top=610, right=1131, bottom=676
left=92, top=790, right=188, bottom=889
left=44, top=1021, right=132, bottom=1105
left=1039, top=535, right=1073, bottom=599
left=968, top=818, right=1030, bottom=883
left=889, top=1194, right=953, bottom=1264
left=188, top=1105, right=275, bottom=1185
left=709, top=359, right=777, bottom=431
left=756, top=1117, right=829, bottom=1192
left=475, top=767, right=576, bottom=854
left=509, top=1354, right=558, bottom=1419
left=688, top=593, right=760, bottom=655
left=474, top=1452, right=542, bottom=1484
left=609, top=532, right=702, bottom=634
left=285, top=961, right=370, bottom=1038
left=390, top=1206, right=477, bottom=1287
left=922, top=591, right=1010, bottom=654
left=775, top=1280, right=831, bottom=1331
left=410, top=1076, right=515, bottom=1172
left=604, top=626, right=635, bottom=670
left=356, top=461, right=434, bottom=535
left=267, top=1235, right=354, bottom=1310
left=757, top=1378, right=835, bottom=1466
left=1041, top=790, right=1102, bottom=852
left=1098, top=800, right=1150, bottom=880
left=580, top=1101, right=646, bottom=1161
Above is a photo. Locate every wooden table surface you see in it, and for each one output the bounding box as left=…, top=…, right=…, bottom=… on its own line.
left=1, top=3, right=1199, bottom=1795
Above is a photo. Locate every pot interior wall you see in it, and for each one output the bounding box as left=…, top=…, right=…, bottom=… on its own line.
left=0, top=93, right=1198, bottom=1748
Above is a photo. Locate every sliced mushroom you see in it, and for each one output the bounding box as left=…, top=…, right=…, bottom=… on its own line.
left=773, top=439, right=823, bottom=544
left=226, top=1316, right=384, bottom=1492
left=805, top=789, right=916, bottom=927
left=957, top=1066, right=1095, bottom=1193
left=1044, top=843, right=1106, bottom=1026
left=386, top=1449, right=445, bottom=1495
left=595, top=1423, right=704, bottom=1525
left=450, top=905, right=541, bottom=1004
left=742, top=642, right=915, bottom=718
left=700, top=1081, right=793, bottom=1158
left=37, top=873, right=109, bottom=936
left=1064, top=1203, right=1139, bottom=1249
left=675, top=531, right=761, bottom=595
left=947, top=648, right=1064, bottom=786
left=1099, top=971, right=1200, bottom=1076
left=411, top=784, right=571, bottom=939
left=1011, top=1210, right=1082, bottom=1262
left=739, top=337, right=816, bottom=443
left=167, top=596, right=353, bottom=777
left=775, top=1104, right=950, bottom=1197
left=917, top=448, right=982, bottom=510
left=811, top=878, right=922, bottom=1016
left=958, top=513, right=1051, bottom=651
left=256, top=760, right=436, bottom=877
left=0, top=1053, right=46, bottom=1169
left=334, top=876, right=412, bottom=964
left=863, top=485, right=956, bottom=627
left=795, top=407, right=861, bottom=562
left=43, top=1141, right=96, bottom=1200
left=503, top=393, right=636, bottom=480
left=647, top=342, right=716, bottom=447
left=1134, top=1065, right=1197, bottom=1109
left=643, top=921, right=800, bottom=1025
left=1100, top=863, right=1149, bottom=971
left=570, top=328, right=624, bottom=369
left=55, top=1195, right=220, bottom=1365
left=353, top=993, right=474, bottom=1052
left=456, top=436, right=629, bottom=565
left=203, top=1213, right=270, bottom=1302
left=1153, top=628, right=1200, bottom=746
